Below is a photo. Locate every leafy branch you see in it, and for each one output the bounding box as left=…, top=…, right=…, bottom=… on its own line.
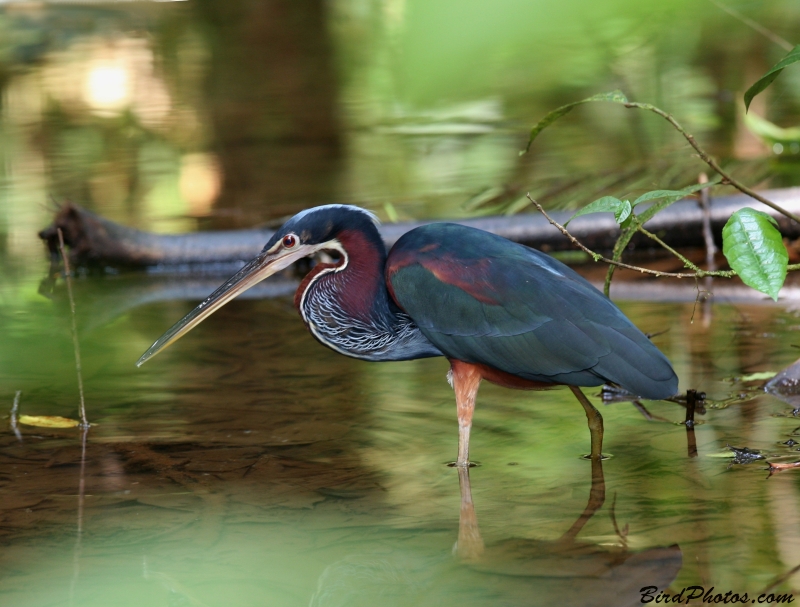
left=521, top=91, right=797, bottom=301
left=526, top=194, right=798, bottom=300
left=526, top=195, right=734, bottom=282
left=522, top=91, right=800, bottom=223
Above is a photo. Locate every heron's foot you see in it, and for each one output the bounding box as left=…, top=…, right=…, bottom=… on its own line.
left=447, top=460, right=479, bottom=468
left=580, top=453, right=612, bottom=461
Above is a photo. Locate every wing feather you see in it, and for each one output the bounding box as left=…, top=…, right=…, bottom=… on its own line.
left=387, top=224, right=678, bottom=399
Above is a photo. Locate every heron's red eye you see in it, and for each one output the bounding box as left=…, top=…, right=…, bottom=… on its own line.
left=282, top=234, right=297, bottom=248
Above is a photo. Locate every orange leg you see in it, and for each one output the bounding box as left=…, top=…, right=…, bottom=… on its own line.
left=449, top=360, right=483, bottom=467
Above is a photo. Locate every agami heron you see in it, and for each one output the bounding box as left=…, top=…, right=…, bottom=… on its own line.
left=138, top=205, right=678, bottom=465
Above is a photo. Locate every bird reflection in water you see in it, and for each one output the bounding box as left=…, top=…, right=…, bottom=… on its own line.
left=310, top=460, right=681, bottom=607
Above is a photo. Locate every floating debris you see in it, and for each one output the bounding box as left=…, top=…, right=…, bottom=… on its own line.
left=738, top=371, right=778, bottom=382
left=18, top=415, right=80, bottom=429
left=726, top=445, right=767, bottom=465
left=768, top=461, right=800, bottom=475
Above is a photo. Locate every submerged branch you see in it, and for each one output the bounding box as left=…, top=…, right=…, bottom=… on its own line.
left=39, top=190, right=800, bottom=271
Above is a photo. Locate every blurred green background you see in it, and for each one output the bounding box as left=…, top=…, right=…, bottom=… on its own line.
left=3, top=2, right=800, bottom=605
left=2, top=0, right=799, bottom=251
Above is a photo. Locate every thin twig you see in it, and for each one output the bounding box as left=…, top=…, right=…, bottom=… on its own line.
left=527, top=194, right=800, bottom=294
left=708, top=0, right=794, bottom=52
left=758, top=561, right=800, bottom=596
left=690, top=278, right=715, bottom=324
left=57, top=229, right=89, bottom=429
left=623, top=102, right=800, bottom=223
left=633, top=219, right=800, bottom=276
left=527, top=194, right=725, bottom=279
left=698, top=173, right=717, bottom=271
left=635, top=221, right=707, bottom=273
left=699, top=174, right=716, bottom=328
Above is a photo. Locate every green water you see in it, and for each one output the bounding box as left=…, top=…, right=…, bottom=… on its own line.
left=3, top=271, right=800, bottom=605
left=3, top=0, right=800, bottom=605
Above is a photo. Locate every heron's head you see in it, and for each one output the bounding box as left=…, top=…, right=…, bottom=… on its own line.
left=137, top=205, right=380, bottom=366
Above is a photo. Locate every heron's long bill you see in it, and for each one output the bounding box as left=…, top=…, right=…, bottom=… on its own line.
left=136, top=246, right=304, bottom=367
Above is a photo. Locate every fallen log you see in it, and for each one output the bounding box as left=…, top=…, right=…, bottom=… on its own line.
left=51, top=270, right=800, bottom=336
left=39, top=187, right=800, bottom=270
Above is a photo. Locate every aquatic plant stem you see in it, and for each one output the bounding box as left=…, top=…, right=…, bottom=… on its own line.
left=57, top=228, right=89, bottom=429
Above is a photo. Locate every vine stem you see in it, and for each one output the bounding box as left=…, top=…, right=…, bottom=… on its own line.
left=624, top=102, right=800, bottom=223
left=525, top=194, right=800, bottom=290
left=634, top=220, right=706, bottom=274
left=527, top=194, right=696, bottom=279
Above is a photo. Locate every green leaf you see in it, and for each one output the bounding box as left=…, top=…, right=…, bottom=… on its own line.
left=634, top=178, right=722, bottom=224
left=744, top=45, right=800, bottom=112
left=564, top=196, right=631, bottom=226
left=602, top=176, right=722, bottom=298
left=521, top=90, right=628, bottom=155
left=722, top=208, right=788, bottom=301
left=633, top=189, right=696, bottom=207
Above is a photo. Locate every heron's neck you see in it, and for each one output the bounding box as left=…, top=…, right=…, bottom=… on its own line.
left=294, top=227, right=388, bottom=319
left=295, top=228, right=441, bottom=362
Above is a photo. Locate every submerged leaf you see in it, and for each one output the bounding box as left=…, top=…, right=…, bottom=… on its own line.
left=564, top=196, right=631, bottom=226
left=722, top=208, right=788, bottom=301
left=18, top=415, right=80, bottom=428
left=521, top=90, right=628, bottom=154
left=745, top=45, right=800, bottom=112
left=738, top=371, right=777, bottom=382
